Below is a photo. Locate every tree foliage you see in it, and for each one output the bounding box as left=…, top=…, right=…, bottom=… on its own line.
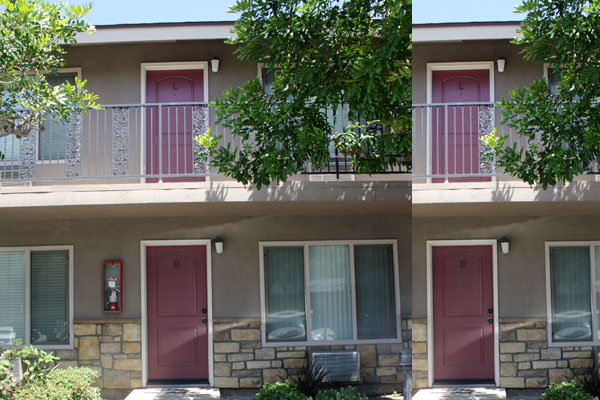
left=204, top=0, right=411, bottom=187
left=0, top=0, right=98, bottom=140
left=483, top=0, right=600, bottom=188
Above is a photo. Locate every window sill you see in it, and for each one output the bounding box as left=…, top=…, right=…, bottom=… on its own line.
left=262, top=337, right=403, bottom=348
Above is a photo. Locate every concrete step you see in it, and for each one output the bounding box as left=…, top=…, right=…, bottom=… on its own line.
left=414, top=387, right=506, bottom=400
left=125, top=387, right=221, bottom=400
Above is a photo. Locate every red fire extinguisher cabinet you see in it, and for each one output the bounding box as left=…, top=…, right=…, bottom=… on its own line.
left=103, top=260, right=122, bottom=313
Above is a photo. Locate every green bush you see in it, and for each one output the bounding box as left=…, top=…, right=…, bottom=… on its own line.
left=254, top=381, right=309, bottom=400
left=13, top=367, right=101, bottom=400
left=541, top=381, right=597, bottom=400
left=1, top=344, right=100, bottom=400
left=315, top=387, right=368, bottom=400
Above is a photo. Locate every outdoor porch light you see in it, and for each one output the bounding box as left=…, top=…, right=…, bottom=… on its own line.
left=497, top=58, right=506, bottom=73
left=214, top=237, right=224, bottom=254
left=211, top=58, right=220, bottom=73
left=500, top=237, right=510, bottom=254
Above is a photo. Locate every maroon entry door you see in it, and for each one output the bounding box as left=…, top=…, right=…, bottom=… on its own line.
left=431, top=69, right=490, bottom=182
left=147, top=245, right=208, bottom=381
left=432, top=245, right=494, bottom=382
left=146, top=70, right=205, bottom=182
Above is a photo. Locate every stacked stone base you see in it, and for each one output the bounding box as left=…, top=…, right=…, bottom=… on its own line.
left=500, top=318, right=593, bottom=388
left=56, top=320, right=142, bottom=399
left=411, top=318, right=595, bottom=390
left=213, top=318, right=412, bottom=392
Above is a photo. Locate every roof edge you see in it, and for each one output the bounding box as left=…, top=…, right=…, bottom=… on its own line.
left=95, top=20, right=236, bottom=30
left=413, top=20, right=521, bottom=28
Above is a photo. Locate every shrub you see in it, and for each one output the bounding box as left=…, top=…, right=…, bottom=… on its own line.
left=541, top=381, right=597, bottom=400
left=290, top=363, right=328, bottom=398
left=577, top=369, right=600, bottom=398
left=1, top=344, right=100, bottom=400
left=13, top=367, right=101, bottom=400
left=254, top=381, right=309, bottom=400
left=315, top=387, right=368, bottom=400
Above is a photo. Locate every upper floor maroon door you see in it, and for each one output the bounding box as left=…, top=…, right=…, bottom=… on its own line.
left=431, top=69, right=491, bottom=182
left=145, top=70, right=205, bottom=182
left=433, top=245, right=494, bottom=383
left=146, top=245, right=208, bottom=382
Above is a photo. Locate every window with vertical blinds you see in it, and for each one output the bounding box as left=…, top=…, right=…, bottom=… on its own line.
left=31, top=250, right=69, bottom=345
left=0, top=252, right=26, bottom=345
left=264, top=247, right=307, bottom=342
left=355, top=244, right=397, bottom=339
left=546, top=243, right=600, bottom=345
left=38, top=73, right=77, bottom=161
left=0, top=248, right=70, bottom=347
left=262, top=242, right=399, bottom=344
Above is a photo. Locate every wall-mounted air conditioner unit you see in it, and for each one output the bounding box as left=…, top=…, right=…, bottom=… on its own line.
left=310, top=351, right=360, bottom=383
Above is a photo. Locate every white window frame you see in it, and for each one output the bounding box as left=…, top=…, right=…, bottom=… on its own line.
left=259, top=239, right=402, bottom=347
left=545, top=241, right=600, bottom=347
left=0, top=245, right=74, bottom=350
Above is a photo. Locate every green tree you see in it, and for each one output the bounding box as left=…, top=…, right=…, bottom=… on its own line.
left=0, top=0, right=98, bottom=143
left=483, top=0, right=600, bottom=188
left=200, top=0, right=411, bottom=187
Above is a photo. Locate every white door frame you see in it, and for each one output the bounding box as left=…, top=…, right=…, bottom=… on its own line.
left=426, top=239, right=500, bottom=387
left=140, top=239, right=214, bottom=387
left=424, top=62, right=495, bottom=180
left=139, top=62, right=210, bottom=183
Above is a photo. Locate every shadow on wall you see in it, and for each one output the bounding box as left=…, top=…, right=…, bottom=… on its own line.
left=489, top=179, right=596, bottom=203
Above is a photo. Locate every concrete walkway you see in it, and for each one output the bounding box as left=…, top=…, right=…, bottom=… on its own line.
left=125, top=387, right=222, bottom=400
left=414, top=387, right=507, bottom=400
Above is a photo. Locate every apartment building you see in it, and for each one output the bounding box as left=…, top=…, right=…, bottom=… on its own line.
left=0, top=22, right=412, bottom=399
left=412, top=21, right=599, bottom=391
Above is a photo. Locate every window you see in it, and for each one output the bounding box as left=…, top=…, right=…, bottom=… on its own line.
left=546, top=242, right=600, bottom=345
left=38, top=72, right=79, bottom=161
left=0, top=246, right=72, bottom=348
left=260, top=241, right=400, bottom=345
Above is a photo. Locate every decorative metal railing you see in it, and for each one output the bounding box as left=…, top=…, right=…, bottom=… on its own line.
left=0, top=102, right=406, bottom=184
left=412, top=102, right=515, bottom=181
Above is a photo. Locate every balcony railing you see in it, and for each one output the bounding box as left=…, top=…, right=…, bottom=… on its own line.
left=413, top=102, right=600, bottom=182
left=0, top=103, right=406, bottom=184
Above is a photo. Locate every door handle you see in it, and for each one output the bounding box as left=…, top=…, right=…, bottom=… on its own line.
left=202, top=318, right=208, bottom=324
left=487, top=318, right=493, bottom=323
left=202, top=308, right=207, bottom=314
left=488, top=308, right=493, bottom=314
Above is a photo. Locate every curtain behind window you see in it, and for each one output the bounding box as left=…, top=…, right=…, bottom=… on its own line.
left=0, top=251, right=26, bottom=345
left=265, top=247, right=307, bottom=342
left=309, top=245, right=353, bottom=341
left=31, top=250, right=69, bottom=344
left=551, top=247, right=592, bottom=342
left=355, top=245, right=397, bottom=339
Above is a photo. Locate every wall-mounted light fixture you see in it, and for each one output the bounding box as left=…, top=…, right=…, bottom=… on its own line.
left=211, top=58, right=220, bottom=73
left=500, top=236, right=510, bottom=254
left=214, top=237, right=224, bottom=254
left=497, top=58, right=506, bottom=73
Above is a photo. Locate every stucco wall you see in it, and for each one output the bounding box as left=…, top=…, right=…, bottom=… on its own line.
left=412, top=40, right=542, bottom=104
left=412, top=215, right=600, bottom=319
left=64, top=40, right=253, bottom=105
left=0, top=211, right=411, bottom=319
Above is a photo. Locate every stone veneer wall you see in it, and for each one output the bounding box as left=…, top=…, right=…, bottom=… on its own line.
left=499, top=318, right=593, bottom=388
left=213, top=318, right=412, bottom=390
left=56, top=320, right=142, bottom=399
left=411, top=318, right=595, bottom=390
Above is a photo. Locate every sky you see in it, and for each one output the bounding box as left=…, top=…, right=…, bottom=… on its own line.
left=413, top=0, right=524, bottom=24
left=50, top=0, right=524, bottom=26
left=49, top=0, right=238, bottom=25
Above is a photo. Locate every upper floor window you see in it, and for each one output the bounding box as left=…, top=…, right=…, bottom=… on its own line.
left=38, top=72, right=79, bottom=161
